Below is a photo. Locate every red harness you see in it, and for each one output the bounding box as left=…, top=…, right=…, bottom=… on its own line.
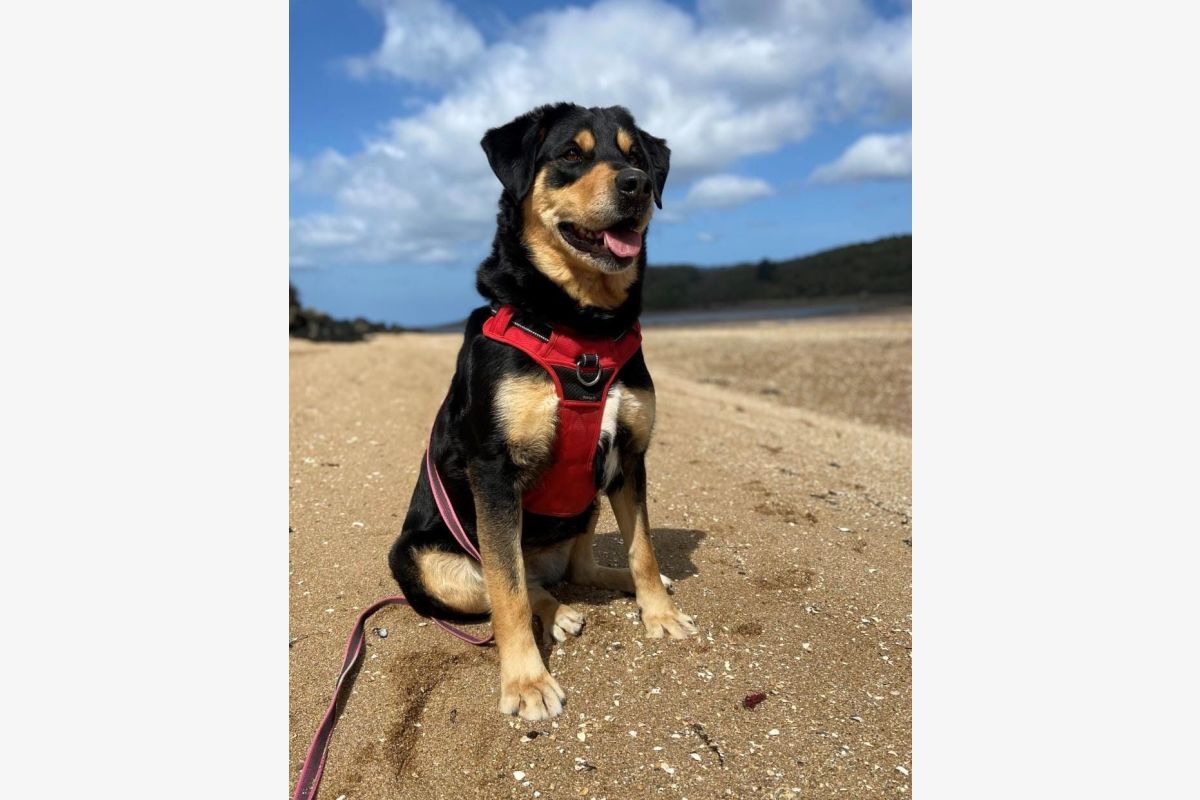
left=482, top=304, right=642, bottom=517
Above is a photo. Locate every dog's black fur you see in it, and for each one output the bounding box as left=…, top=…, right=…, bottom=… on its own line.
left=387, top=103, right=669, bottom=624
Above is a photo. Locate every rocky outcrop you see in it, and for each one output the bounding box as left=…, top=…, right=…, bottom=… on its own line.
left=289, top=284, right=403, bottom=342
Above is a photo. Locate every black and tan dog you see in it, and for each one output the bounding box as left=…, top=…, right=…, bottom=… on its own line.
left=388, top=103, right=696, bottom=722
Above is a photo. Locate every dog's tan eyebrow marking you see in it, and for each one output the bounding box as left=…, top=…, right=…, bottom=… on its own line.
left=574, top=129, right=595, bottom=153
left=616, top=128, right=633, bottom=155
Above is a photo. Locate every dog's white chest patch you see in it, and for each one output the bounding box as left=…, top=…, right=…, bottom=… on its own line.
left=598, top=384, right=622, bottom=488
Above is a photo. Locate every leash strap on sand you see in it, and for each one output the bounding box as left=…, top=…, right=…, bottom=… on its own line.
left=293, top=439, right=494, bottom=800
left=291, top=593, right=492, bottom=800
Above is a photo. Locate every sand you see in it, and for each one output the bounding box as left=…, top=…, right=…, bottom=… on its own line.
left=289, top=309, right=912, bottom=799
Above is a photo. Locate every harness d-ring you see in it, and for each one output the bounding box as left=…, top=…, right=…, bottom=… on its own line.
left=575, top=353, right=602, bottom=387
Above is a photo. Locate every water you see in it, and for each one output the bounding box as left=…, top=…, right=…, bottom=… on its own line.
left=418, top=300, right=905, bottom=333
left=640, top=303, right=863, bottom=327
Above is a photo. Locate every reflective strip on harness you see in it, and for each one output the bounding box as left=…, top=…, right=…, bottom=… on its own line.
left=482, top=305, right=643, bottom=517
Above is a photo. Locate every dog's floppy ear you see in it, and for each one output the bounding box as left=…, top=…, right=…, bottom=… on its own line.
left=480, top=103, right=571, bottom=200
left=637, top=130, right=671, bottom=209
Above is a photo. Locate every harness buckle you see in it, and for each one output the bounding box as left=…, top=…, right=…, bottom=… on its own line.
left=575, top=353, right=603, bottom=387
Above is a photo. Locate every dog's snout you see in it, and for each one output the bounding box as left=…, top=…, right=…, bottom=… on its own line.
left=616, top=168, right=650, bottom=199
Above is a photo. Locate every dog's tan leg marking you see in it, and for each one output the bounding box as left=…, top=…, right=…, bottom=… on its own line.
left=567, top=506, right=638, bottom=593
left=472, top=483, right=565, bottom=721
left=495, top=374, right=558, bottom=471
left=415, top=548, right=490, bottom=614
left=608, top=458, right=697, bottom=640
left=528, top=584, right=585, bottom=643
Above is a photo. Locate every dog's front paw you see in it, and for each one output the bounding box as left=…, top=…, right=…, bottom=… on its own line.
left=499, top=667, right=566, bottom=721
left=640, top=603, right=698, bottom=640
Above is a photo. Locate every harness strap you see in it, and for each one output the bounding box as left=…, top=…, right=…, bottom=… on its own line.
left=482, top=305, right=643, bottom=517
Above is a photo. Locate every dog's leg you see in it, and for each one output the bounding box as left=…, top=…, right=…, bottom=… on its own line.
left=567, top=505, right=638, bottom=593
left=608, top=452, right=698, bottom=639
left=568, top=512, right=675, bottom=594
left=415, top=547, right=490, bottom=614
left=472, top=460, right=565, bottom=721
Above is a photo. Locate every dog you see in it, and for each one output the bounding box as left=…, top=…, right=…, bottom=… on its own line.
left=388, top=103, right=697, bottom=722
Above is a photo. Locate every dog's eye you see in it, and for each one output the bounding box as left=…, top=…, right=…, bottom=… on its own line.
left=629, top=150, right=646, bottom=170
left=562, top=145, right=583, bottom=163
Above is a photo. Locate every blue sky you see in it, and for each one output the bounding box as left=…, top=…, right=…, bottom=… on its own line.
left=290, top=0, right=911, bottom=326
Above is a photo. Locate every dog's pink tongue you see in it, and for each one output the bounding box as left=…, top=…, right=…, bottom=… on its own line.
left=602, top=228, right=642, bottom=258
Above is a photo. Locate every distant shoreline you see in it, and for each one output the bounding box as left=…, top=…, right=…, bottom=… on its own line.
left=292, top=234, right=911, bottom=338
left=414, top=293, right=910, bottom=333
left=640, top=293, right=910, bottom=328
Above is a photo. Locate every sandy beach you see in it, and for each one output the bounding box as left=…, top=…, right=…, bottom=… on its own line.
left=289, top=309, right=912, bottom=799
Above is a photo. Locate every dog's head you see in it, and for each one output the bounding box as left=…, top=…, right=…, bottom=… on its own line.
left=481, top=103, right=670, bottom=277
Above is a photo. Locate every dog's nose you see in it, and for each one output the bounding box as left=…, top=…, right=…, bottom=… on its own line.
left=616, top=168, right=650, bottom=199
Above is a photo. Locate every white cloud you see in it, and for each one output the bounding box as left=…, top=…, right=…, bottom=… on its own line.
left=684, top=175, right=774, bottom=209
left=344, top=0, right=484, bottom=85
left=292, top=0, right=911, bottom=268
left=810, top=132, right=911, bottom=183
left=291, top=214, right=367, bottom=249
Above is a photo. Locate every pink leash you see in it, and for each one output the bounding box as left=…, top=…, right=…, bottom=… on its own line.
left=291, top=439, right=493, bottom=800
left=423, top=436, right=484, bottom=562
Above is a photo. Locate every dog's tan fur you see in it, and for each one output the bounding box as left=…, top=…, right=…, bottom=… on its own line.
left=616, top=127, right=634, bottom=154
left=521, top=161, right=651, bottom=309
left=416, top=548, right=489, bottom=614
left=608, top=470, right=696, bottom=639
left=494, top=373, right=558, bottom=470
left=574, top=128, right=595, bottom=153
left=567, top=506, right=638, bottom=593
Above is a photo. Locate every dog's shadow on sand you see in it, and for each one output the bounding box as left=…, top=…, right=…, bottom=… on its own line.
left=550, top=527, right=706, bottom=609
left=596, top=527, right=706, bottom=578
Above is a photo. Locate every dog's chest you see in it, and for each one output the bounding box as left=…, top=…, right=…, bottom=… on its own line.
left=498, top=375, right=654, bottom=465
left=597, top=382, right=658, bottom=491
left=596, top=384, right=624, bottom=489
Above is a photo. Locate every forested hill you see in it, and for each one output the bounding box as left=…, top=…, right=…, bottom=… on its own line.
left=642, top=234, right=910, bottom=311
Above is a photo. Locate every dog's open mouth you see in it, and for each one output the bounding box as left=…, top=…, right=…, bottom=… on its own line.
left=558, top=220, right=642, bottom=262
